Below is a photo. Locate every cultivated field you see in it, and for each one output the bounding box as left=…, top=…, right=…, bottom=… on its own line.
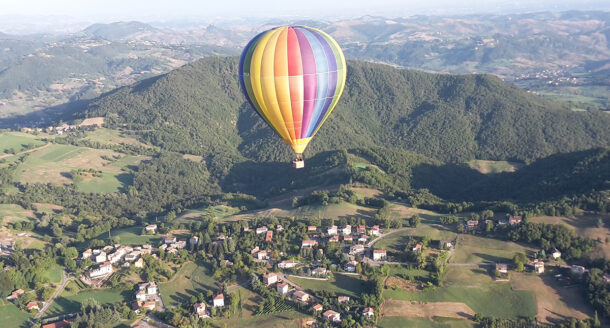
left=467, top=159, right=523, bottom=174
left=381, top=299, right=475, bottom=320
left=0, top=132, right=45, bottom=155
left=378, top=316, right=473, bottom=328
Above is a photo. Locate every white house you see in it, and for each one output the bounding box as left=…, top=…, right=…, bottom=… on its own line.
left=323, top=310, right=341, bottom=323
left=95, top=251, right=107, bottom=263
left=349, top=244, right=365, bottom=255
left=276, top=282, right=289, bottom=295
left=134, top=258, right=144, bottom=268
left=373, top=249, right=387, bottom=261
left=82, top=249, right=93, bottom=260
left=278, top=260, right=299, bottom=269
left=213, top=294, right=224, bottom=307
left=551, top=249, right=562, bottom=260
left=345, top=261, right=358, bottom=272
left=301, top=240, right=318, bottom=248
left=256, top=250, right=269, bottom=260
left=256, top=226, right=268, bottom=234
left=363, top=307, right=375, bottom=317
left=145, top=224, right=157, bottom=234
left=342, top=225, right=352, bottom=235
left=164, top=236, right=177, bottom=244
left=263, top=273, right=279, bottom=286
left=370, top=225, right=380, bottom=236
left=89, top=262, right=112, bottom=278
left=194, top=303, right=208, bottom=318
left=327, top=225, right=338, bottom=236
left=189, top=236, right=199, bottom=246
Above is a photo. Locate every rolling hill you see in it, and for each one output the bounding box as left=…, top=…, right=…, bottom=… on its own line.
left=76, top=56, right=610, bottom=164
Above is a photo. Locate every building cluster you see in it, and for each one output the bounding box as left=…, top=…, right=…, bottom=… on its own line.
left=82, top=244, right=152, bottom=279
left=466, top=215, right=523, bottom=231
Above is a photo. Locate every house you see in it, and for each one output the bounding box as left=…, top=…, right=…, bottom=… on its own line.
left=26, top=301, right=40, bottom=311
left=534, top=261, right=545, bottom=274
left=42, top=319, right=72, bottom=328
left=256, top=226, right=268, bottom=234
left=323, top=310, right=341, bottom=323
left=108, top=249, right=126, bottom=264
left=345, top=261, right=358, bottom=272
left=82, top=249, right=93, bottom=260
left=173, top=240, right=186, bottom=249
left=145, top=224, right=157, bottom=234
left=327, top=225, right=338, bottom=236
left=343, top=235, right=353, bottom=242
left=312, top=267, right=327, bottom=276
left=134, top=258, right=144, bottom=268
left=496, top=263, right=508, bottom=274
left=89, top=261, right=113, bottom=278
left=358, top=235, right=369, bottom=244
left=307, top=226, right=317, bottom=232
left=571, top=265, right=588, bottom=276
left=265, top=231, right=273, bottom=242
left=551, top=249, right=562, bottom=260
left=357, top=225, right=366, bottom=233
left=292, top=290, right=310, bottom=303
left=349, top=244, right=365, bottom=255
left=256, top=250, right=269, bottom=260
left=220, top=260, right=234, bottom=267
left=370, top=225, right=380, bottom=236
left=301, top=240, right=318, bottom=248
left=194, top=303, right=208, bottom=318
left=95, top=251, right=107, bottom=263
left=466, top=220, right=479, bottom=230
left=329, top=235, right=339, bottom=243
left=412, top=244, right=422, bottom=252
left=509, top=215, right=523, bottom=225
left=189, top=236, right=199, bottom=246
left=125, top=251, right=141, bottom=262
left=278, top=260, right=299, bottom=269
left=363, top=307, right=375, bottom=317
left=338, top=296, right=350, bottom=303
left=342, top=225, right=352, bottom=235
left=440, top=240, right=452, bottom=249
left=312, top=303, right=323, bottom=312
left=213, top=294, right=225, bottom=307
left=276, top=224, right=284, bottom=231
left=164, top=236, right=176, bottom=244
left=373, top=249, right=387, bottom=261
left=122, top=262, right=131, bottom=268
left=250, top=246, right=260, bottom=255
left=243, top=227, right=251, bottom=232
left=141, top=301, right=156, bottom=311
left=263, top=272, right=279, bottom=286
left=276, top=282, right=289, bottom=295
left=6, top=289, right=24, bottom=300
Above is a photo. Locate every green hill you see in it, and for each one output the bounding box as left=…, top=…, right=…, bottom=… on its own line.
left=78, top=56, right=610, bottom=164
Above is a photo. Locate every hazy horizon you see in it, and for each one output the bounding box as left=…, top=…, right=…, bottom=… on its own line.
left=1, top=0, right=609, bottom=34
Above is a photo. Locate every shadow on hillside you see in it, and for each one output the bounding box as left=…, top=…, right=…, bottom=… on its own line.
left=411, top=163, right=488, bottom=200
left=0, top=99, right=91, bottom=129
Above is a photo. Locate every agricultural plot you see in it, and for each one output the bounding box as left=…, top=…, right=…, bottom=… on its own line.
left=0, top=203, right=35, bottom=224
left=378, top=316, right=473, bottom=328
left=384, top=267, right=537, bottom=319
left=450, top=234, right=536, bottom=264
left=288, top=273, right=364, bottom=298
left=81, top=128, right=147, bottom=147
left=210, top=311, right=310, bottom=328
left=176, top=205, right=241, bottom=224
left=159, top=261, right=217, bottom=308
left=0, top=132, right=45, bottom=155
left=12, top=143, right=144, bottom=193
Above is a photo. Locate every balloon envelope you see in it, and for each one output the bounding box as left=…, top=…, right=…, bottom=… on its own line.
left=239, top=26, right=346, bottom=154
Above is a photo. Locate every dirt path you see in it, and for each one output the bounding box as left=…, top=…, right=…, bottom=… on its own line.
left=381, top=299, right=475, bottom=320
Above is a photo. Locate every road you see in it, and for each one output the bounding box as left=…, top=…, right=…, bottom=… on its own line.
left=35, top=270, right=71, bottom=320
left=0, top=142, right=51, bottom=160
left=366, top=227, right=411, bottom=248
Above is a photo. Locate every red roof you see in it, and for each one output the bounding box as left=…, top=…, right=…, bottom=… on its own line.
left=265, top=231, right=273, bottom=242
left=214, top=294, right=224, bottom=300
left=42, top=319, right=72, bottom=328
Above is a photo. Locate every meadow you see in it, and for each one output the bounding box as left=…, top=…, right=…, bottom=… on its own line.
left=159, top=261, right=217, bottom=308
left=45, top=281, right=128, bottom=318
left=288, top=273, right=364, bottom=298
left=467, top=159, right=523, bottom=174
left=0, top=132, right=45, bottom=155
left=102, top=226, right=161, bottom=245
left=378, top=316, right=473, bottom=328
left=0, top=302, right=33, bottom=328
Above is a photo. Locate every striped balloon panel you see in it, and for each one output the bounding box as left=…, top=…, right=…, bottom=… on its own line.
left=239, top=26, right=346, bottom=154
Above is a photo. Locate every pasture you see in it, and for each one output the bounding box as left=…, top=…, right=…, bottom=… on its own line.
left=0, top=203, right=35, bottom=224
left=0, top=302, right=32, bottom=328
left=45, top=284, right=128, bottom=318
left=0, top=132, right=44, bottom=155
left=378, top=317, right=473, bottom=328
left=210, top=311, right=310, bottom=328
left=159, top=261, right=217, bottom=308
left=450, top=234, right=536, bottom=264
left=288, top=273, right=364, bottom=298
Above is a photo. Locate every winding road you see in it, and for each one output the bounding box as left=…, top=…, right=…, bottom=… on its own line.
left=35, top=270, right=72, bottom=320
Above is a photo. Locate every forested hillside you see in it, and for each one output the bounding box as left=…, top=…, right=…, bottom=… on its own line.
left=79, top=56, right=610, bottom=164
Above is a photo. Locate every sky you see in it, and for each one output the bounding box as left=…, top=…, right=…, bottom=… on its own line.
left=0, top=0, right=608, bottom=33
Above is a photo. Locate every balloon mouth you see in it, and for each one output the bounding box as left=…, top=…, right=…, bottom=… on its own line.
left=285, top=137, right=311, bottom=154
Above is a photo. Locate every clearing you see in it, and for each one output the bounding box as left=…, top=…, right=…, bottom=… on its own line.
left=467, top=159, right=523, bottom=174
left=378, top=317, right=473, bottom=328
left=158, top=261, right=217, bottom=308
left=288, top=273, right=364, bottom=298
left=381, top=299, right=475, bottom=320
left=103, top=226, right=161, bottom=245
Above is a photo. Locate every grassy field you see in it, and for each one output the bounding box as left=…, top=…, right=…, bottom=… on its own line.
left=467, top=159, right=523, bottom=174
left=176, top=205, right=241, bottom=224
left=0, top=302, right=32, bottom=327
left=384, top=267, right=537, bottom=319
left=12, top=143, right=143, bottom=193
left=378, top=317, right=473, bottom=328
left=45, top=283, right=128, bottom=318
left=82, top=128, right=147, bottom=148
left=102, top=226, right=161, bottom=245
left=42, top=262, right=63, bottom=284
left=451, top=234, right=536, bottom=264
left=288, top=273, right=364, bottom=298
left=0, top=203, right=35, bottom=224
left=159, top=261, right=217, bottom=308
left=210, top=311, right=311, bottom=328
left=0, top=132, right=45, bottom=154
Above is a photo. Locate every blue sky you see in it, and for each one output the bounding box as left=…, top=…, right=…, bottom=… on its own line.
left=1, top=0, right=608, bottom=21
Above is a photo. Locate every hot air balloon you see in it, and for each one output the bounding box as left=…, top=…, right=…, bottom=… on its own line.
left=239, top=26, right=346, bottom=169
